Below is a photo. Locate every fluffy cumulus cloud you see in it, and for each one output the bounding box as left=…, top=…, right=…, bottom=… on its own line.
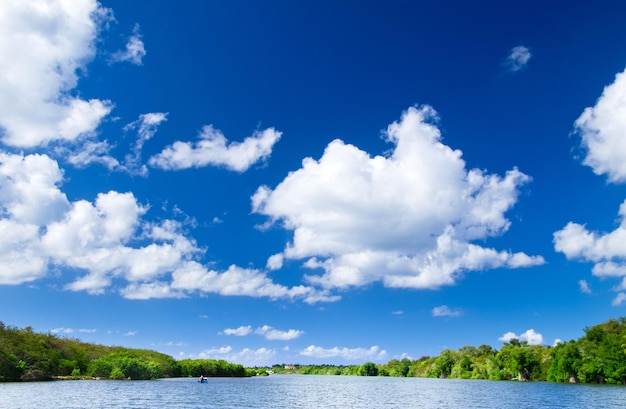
left=300, top=345, right=387, bottom=361
left=253, top=106, right=544, bottom=291
left=554, top=68, right=626, bottom=303
left=0, top=0, right=112, bottom=147
left=169, top=262, right=338, bottom=303
left=149, top=125, right=282, bottom=172
left=574, top=68, right=626, bottom=183
left=498, top=329, right=544, bottom=345
left=255, top=325, right=304, bottom=341
left=110, top=24, right=146, bottom=65
left=554, top=190, right=626, bottom=294
left=0, top=151, right=328, bottom=302
left=504, top=45, right=532, bottom=72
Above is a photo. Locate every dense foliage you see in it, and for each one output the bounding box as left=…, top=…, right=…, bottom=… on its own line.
left=0, top=322, right=245, bottom=382
left=3, top=318, right=626, bottom=384
left=271, top=318, right=626, bottom=384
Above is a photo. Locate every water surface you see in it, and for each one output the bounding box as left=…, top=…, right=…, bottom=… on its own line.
left=1, top=375, right=625, bottom=408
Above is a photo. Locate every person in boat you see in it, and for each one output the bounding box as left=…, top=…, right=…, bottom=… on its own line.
left=199, top=375, right=205, bottom=382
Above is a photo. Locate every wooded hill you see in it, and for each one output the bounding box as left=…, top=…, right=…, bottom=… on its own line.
left=0, top=322, right=247, bottom=381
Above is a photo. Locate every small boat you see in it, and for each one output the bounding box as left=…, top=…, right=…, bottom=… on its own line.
left=198, top=378, right=208, bottom=383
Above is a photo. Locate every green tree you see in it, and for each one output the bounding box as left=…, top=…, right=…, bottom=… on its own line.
left=577, top=318, right=626, bottom=384
left=430, top=350, right=458, bottom=378
left=109, top=367, right=125, bottom=380
left=548, top=341, right=582, bottom=382
left=358, top=362, right=378, bottom=376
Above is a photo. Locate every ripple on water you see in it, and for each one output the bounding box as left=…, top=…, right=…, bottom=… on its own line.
left=1, top=376, right=625, bottom=409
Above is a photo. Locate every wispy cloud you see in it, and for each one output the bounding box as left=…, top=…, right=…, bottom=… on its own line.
left=49, top=327, right=97, bottom=334
left=122, top=112, right=168, bottom=175
left=503, top=45, right=532, bottom=72
left=195, top=346, right=277, bottom=367
left=300, top=345, right=387, bottom=361
left=579, top=279, right=592, bottom=294
left=612, top=292, right=626, bottom=306
left=110, top=24, right=146, bottom=65
left=152, top=341, right=187, bottom=347
left=432, top=305, right=463, bottom=317
left=220, top=325, right=304, bottom=340
left=63, top=140, right=120, bottom=170
left=221, top=326, right=253, bottom=336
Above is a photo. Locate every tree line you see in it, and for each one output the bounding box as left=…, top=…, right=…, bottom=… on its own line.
left=3, top=317, right=625, bottom=383
left=270, top=317, right=626, bottom=384
left=0, top=322, right=247, bottom=381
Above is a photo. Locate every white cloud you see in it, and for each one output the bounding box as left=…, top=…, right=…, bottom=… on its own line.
left=555, top=69, right=626, bottom=301
left=65, top=112, right=167, bottom=173
left=0, top=151, right=331, bottom=302
left=0, top=153, right=70, bottom=284
left=299, top=345, right=387, bottom=361
left=504, top=45, right=532, bottom=72
left=0, top=0, right=113, bottom=147
left=110, top=24, right=146, bottom=65
left=253, top=106, right=543, bottom=291
left=574, top=68, right=626, bottom=183
left=498, top=329, right=544, bottom=345
left=432, top=305, right=463, bottom=317
left=0, top=153, right=70, bottom=225
left=170, top=262, right=338, bottom=303
left=579, top=279, right=592, bottom=294
left=64, top=140, right=121, bottom=170
left=612, top=292, right=626, bottom=306
left=255, top=325, right=304, bottom=341
left=49, top=327, right=96, bottom=334
left=197, top=346, right=277, bottom=367
left=149, top=125, right=282, bottom=172
left=222, top=326, right=253, bottom=336
left=266, top=253, right=284, bottom=270
left=121, top=112, right=168, bottom=175
left=554, top=200, right=626, bottom=291
left=119, top=282, right=185, bottom=300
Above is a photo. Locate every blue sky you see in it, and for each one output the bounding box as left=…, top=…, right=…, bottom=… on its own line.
left=1, top=0, right=626, bottom=367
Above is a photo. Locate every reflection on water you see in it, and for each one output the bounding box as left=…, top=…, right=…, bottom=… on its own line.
left=1, top=376, right=625, bottom=409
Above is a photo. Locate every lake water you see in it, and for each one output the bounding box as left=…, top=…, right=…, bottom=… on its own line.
left=1, top=375, right=625, bottom=408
